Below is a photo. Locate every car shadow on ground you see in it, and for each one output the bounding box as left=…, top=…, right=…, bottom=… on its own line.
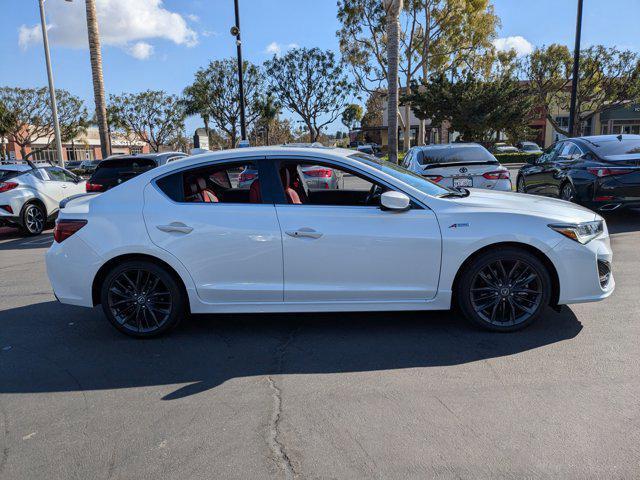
left=601, top=209, right=640, bottom=235
left=0, top=301, right=582, bottom=400
left=0, top=232, right=53, bottom=250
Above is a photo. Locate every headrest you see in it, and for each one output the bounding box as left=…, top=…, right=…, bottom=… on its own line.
left=196, top=177, right=207, bottom=190
left=280, top=167, right=290, bottom=187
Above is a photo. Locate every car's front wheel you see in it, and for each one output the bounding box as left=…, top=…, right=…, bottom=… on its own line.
left=516, top=175, right=526, bottom=193
left=560, top=182, right=576, bottom=203
left=456, top=248, right=551, bottom=332
left=21, top=203, right=46, bottom=236
left=100, top=260, right=185, bottom=338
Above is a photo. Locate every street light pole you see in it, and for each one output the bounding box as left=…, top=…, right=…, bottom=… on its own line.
left=232, top=0, right=247, bottom=143
left=568, top=0, right=584, bottom=137
left=38, top=0, right=64, bottom=167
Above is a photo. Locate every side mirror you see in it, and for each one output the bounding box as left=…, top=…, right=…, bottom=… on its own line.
left=380, top=190, right=411, bottom=212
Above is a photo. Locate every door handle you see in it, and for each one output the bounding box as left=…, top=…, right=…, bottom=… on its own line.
left=285, top=228, right=322, bottom=239
left=156, top=223, right=193, bottom=234
left=61, top=185, right=68, bottom=188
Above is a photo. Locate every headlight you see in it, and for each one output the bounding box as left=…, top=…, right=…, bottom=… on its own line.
left=548, top=220, right=603, bottom=244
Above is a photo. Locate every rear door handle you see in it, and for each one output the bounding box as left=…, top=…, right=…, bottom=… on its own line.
left=156, top=223, right=193, bottom=234
left=285, top=228, right=322, bottom=239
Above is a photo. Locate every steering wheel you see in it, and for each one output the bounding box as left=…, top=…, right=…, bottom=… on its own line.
left=364, top=184, right=383, bottom=206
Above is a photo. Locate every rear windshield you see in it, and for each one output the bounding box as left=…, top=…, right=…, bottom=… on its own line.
left=0, top=169, right=24, bottom=181
left=91, top=159, right=156, bottom=181
left=591, top=138, right=640, bottom=156
left=418, top=145, right=497, bottom=165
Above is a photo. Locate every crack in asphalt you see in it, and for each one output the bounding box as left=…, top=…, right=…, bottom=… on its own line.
left=266, top=326, right=301, bottom=480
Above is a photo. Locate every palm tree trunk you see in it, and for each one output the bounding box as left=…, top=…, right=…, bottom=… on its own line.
left=85, top=0, right=111, bottom=159
left=385, top=0, right=402, bottom=163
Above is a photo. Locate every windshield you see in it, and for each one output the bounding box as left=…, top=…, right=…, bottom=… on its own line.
left=591, top=138, right=640, bottom=157
left=521, top=144, right=539, bottom=151
left=417, top=145, right=497, bottom=165
left=349, top=153, right=451, bottom=196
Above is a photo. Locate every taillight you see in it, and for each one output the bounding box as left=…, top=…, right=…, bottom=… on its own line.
left=0, top=181, right=18, bottom=193
left=424, top=175, right=443, bottom=183
left=86, top=182, right=105, bottom=192
left=304, top=168, right=333, bottom=177
left=238, top=172, right=257, bottom=183
left=53, top=219, right=87, bottom=243
left=482, top=170, right=510, bottom=180
left=587, top=167, right=635, bottom=177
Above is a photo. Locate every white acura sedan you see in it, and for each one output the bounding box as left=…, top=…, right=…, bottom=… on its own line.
left=46, top=146, right=614, bottom=337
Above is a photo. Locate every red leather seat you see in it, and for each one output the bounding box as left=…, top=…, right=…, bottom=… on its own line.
left=280, top=168, right=302, bottom=204
left=187, top=177, right=219, bottom=203
left=249, top=179, right=261, bottom=203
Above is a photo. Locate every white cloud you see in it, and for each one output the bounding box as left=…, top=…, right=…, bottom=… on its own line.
left=265, top=42, right=299, bottom=56
left=201, top=30, right=219, bottom=38
left=186, top=14, right=199, bottom=22
left=127, top=42, right=154, bottom=60
left=18, top=0, right=198, bottom=59
left=492, top=36, right=534, bottom=57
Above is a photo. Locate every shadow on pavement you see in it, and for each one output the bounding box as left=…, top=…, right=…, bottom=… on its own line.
left=0, top=301, right=582, bottom=400
left=0, top=232, right=53, bottom=251
left=602, top=209, right=640, bottom=235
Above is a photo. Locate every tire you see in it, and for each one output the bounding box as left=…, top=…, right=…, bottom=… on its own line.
left=456, top=248, right=551, bottom=332
left=560, top=182, right=576, bottom=203
left=21, top=202, right=46, bottom=236
left=100, top=260, right=186, bottom=338
left=516, top=175, right=526, bottom=193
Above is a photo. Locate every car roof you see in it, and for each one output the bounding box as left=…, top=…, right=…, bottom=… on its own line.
left=574, top=134, right=640, bottom=144
left=413, top=143, right=483, bottom=150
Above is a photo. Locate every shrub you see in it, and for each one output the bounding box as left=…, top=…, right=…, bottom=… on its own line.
left=493, top=152, right=542, bottom=164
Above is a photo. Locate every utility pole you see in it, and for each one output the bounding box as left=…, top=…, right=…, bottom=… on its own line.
left=568, top=0, right=583, bottom=137
left=38, top=0, right=64, bottom=167
left=232, top=0, right=247, bottom=143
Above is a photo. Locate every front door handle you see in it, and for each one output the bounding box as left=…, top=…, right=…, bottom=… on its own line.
left=156, top=223, right=193, bottom=234
left=285, top=228, right=323, bottom=239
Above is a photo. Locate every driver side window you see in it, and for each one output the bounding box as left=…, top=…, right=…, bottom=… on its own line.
left=276, top=161, right=386, bottom=207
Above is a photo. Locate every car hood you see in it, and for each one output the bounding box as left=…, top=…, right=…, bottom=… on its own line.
left=448, top=189, right=599, bottom=223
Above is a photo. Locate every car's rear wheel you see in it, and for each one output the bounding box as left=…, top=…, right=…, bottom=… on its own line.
left=560, top=182, right=576, bottom=202
left=21, top=203, right=46, bottom=236
left=100, top=260, right=185, bottom=338
left=456, top=248, right=551, bottom=332
left=516, top=176, right=526, bottom=193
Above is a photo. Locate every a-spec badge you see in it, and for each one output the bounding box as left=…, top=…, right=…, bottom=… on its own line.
left=449, top=223, right=470, bottom=229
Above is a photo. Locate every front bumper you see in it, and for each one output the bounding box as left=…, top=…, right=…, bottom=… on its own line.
left=547, top=230, right=615, bottom=305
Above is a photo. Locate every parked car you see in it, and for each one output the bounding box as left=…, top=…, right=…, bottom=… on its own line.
left=402, top=143, right=511, bottom=191
left=79, top=160, right=101, bottom=174
left=64, top=160, right=83, bottom=170
left=492, top=143, right=520, bottom=154
left=517, top=141, right=543, bottom=154
left=47, top=146, right=613, bottom=337
left=357, top=144, right=382, bottom=157
left=0, top=162, right=86, bottom=235
left=516, top=134, right=640, bottom=212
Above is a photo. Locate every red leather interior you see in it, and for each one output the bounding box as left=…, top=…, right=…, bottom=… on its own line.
left=280, top=168, right=302, bottom=204
left=187, top=176, right=219, bottom=203
left=249, top=179, right=261, bottom=203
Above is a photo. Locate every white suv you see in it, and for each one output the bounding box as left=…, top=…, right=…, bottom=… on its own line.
left=0, top=163, right=86, bottom=235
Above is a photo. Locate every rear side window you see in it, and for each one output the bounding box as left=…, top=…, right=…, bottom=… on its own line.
left=418, top=145, right=497, bottom=165
left=595, top=139, right=640, bottom=156
left=91, top=159, right=156, bottom=182
left=156, top=161, right=261, bottom=204
left=0, top=170, right=21, bottom=181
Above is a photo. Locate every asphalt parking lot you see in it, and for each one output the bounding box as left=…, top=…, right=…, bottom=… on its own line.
left=1, top=206, right=640, bottom=479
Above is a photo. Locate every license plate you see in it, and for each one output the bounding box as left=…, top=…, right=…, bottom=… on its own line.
left=453, top=177, right=473, bottom=188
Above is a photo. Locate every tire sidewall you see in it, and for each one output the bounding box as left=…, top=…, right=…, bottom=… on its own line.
left=21, top=203, right=45, bottom=236
left=457, top=248, right=552, bottom=332
left=561, top=182, right=575, bottom=202
left=517, top=176, right=525, bottom=193
left=100, top=260, right=185, bottom=338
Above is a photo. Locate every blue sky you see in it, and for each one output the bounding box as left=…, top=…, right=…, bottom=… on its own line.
left=1, top=0, right=638, bottom=135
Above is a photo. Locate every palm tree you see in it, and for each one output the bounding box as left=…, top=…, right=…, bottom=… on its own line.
left=182, top=73, right=213, bottom=141
left=84, top=0, right=111, bottom=159
left=384, top=0, right=403, bottom=163
left=256, top=94, right=279, bottom=145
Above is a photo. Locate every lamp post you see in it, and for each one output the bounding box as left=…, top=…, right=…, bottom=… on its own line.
left=231, top=0, right=247, bottom=143
left=568, top=0, right=584, bottom=137
left=38, top=0, right=64, bottom=167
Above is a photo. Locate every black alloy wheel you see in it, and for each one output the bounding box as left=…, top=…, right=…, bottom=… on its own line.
left=457, top=248, right=551, bottom=332
left=101, top=260, right=185, bottom=337
left=516, top=176, right=526, bottom=193
left=561, top=183, right=576, bottom=202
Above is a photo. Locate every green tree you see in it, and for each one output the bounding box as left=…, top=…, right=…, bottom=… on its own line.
left=182, top=71, right=214, bottom=140
left=525, top=44, right=640, bottom=136
left=265, top=47, right=353, bottom=142
left=360, top=90, right=385, bottom=127
left=0, top=87, right=88, bottom=160
left=341, top=103, right=363, bottom=131
left=255, top=93, right=280, bottom=146
left=193, top=59, right=264, bottom=148
left=108, top=90, right=186, bottom=152
left=338, top=0, right=499, bottom=149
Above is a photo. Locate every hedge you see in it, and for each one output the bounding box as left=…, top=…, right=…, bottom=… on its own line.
left=493, top=152, right=542, bottom=164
